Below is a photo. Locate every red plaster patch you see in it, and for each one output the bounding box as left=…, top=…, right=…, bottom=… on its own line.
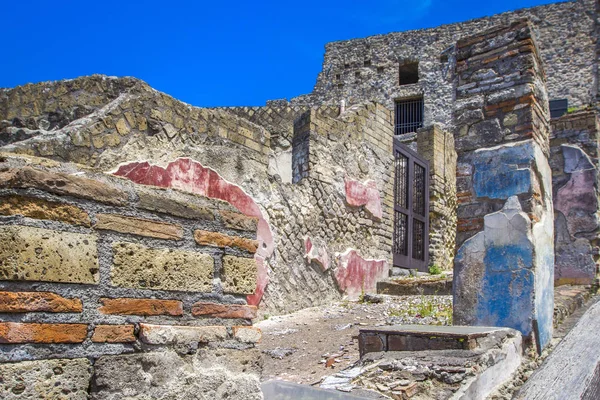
left=334, top=249, right=389, bottom=301
left=114, top=158, right=272, bottom=306
left=304, top=236, right=330, bottom=272
left=344, top=178, right=383, bottom=220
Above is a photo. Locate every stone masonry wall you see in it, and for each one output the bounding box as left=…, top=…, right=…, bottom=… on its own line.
left=550, top=110, right=600, bottom=285
left=293, top=0, right=597, bottom=131
left=452, top=20, right=555, bottom=349
left=0, top=153, right=263, bottom=399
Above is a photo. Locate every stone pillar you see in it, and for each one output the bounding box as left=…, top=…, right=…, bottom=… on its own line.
left=452, top=19, right=554, bottom=349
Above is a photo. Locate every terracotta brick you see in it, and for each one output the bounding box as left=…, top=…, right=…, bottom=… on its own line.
left=0, top=322, right=88, bottom=344
left=0, top=291, right=82, bottom=313
left=191, top=302, right=257, bottom=319
left=194, top=230, right=258, bottom=253
left=92, top=325, right=136, bottom=343
left=95, top=214, right=183, bottom=240
left=232, top=326, right=262, bottom=343
left=219, top=210, right=258, bottom=232
left=0, top=195, right=91, bottom=226
left=99, top=298, right=183, bottom=316
left=0, top=166, right=128, bottom=206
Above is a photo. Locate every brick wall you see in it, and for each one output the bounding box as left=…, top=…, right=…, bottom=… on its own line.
left=0, top=153, right=262, bottom=397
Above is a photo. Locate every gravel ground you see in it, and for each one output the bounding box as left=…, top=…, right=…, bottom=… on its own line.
left=256, top=295, right=452, bottom=386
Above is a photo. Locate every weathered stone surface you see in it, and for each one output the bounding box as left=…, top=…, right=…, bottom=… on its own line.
left=92, top=349, right=262, bottom=400
left=191, top=302, right=257, bottom=319
left=0, top=322, right=88, bottom=343
left=95, top=213, right=183, bottom=240
left=0, top=195, right=91, bottom=226
left=194, top=230, right=258, bottom=253
left=0, top=225, right=99, bottom=284
left=0, top=166, right=128, bottom=205
left=334, top=249, right=389, bottom=301
left=221, top=256, right=257, bottom=295
left=111, top=242, right=213, bottom=292
left=344, top=178, right=383, bottom=219
left=113, top=158, right=271, bottom=306
left=233, top=326, right=262, bottom=343
left=138, top=323, right=227, bottom=345
left=562, top=144, right=595, bottom=173
left=303, top=236, right=330, bottom=271
left=220, top=210, right=259, bottom=232
left=555, top=169, right=598, bottom=237
left=99, top=297, right=183, bottom=316
left=92, top=325, right=136, bottom=343
left=136, top=187, right=215, bottom=221
left=0, top=291, right=82, bottom=313
left=0, top=358, right=92, bottom=400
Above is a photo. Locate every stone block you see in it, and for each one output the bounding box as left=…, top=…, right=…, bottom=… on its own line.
left=95, top=214, right=183, bottom=240
left=99, top=297, right=183, bottom=316
left=136, top=188, right=215, bottom=221
left=233, top=326, right=262, bottom=343
left=194, top=230, right=258, bottom=253
left=0, top=322, right=88, bottom=344
left=220, top=210, right=259, bottom=232
left=0, top=166, right=128, bottom=205
left=138, top=323, right=227, bottom=345
left=0, top=195, right=91, bottom=226
left=0, top=226, right=99, bottom=284
left=0, top=358, right=91, bottom=400
left=0, top=291, right=82, bottom=313
left=91, top=349, right=262, bottom=400
left=191, top=302, right=257, bottom=319
left=111, top=242, right=214, bottom=292
left=358, top=334, right=385, bottom=357
left=221, top=256, right=257, bottom=295
left=92, top=325, right=136, bottom=343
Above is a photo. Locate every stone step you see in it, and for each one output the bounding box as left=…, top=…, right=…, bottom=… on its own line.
left=358, top=325, right=512, bottom=357
left=376, top=276, right=452, bottom=296
left=262, top=380, right=384, bottom=399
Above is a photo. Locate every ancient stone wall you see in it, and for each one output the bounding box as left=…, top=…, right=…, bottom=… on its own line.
left=550, top=110, right=600, bottom=285
left=0, top=153, right=263, bottom=399
left=293, top=0, right=597, bottom=130
left=397, top=125, right=458, bottom=271
left=452, top=20, right=555, bottom=349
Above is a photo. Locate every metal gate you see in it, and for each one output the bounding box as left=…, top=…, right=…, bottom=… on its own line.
left=392, top=140, right=430, bottom=272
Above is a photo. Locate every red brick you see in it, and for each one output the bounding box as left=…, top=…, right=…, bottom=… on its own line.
left=99, top=298, right=183, bottom=316
left=219, top=210, right=258, bottom=232
left=194, top=230, right=258, bottom=253
left=0, top=322, right=88, bottom=344
left=0, top=291, right=82, bottom=313
left=191, top=302, right=257, bottom=319
left=92, top=325, right=136, bottom=343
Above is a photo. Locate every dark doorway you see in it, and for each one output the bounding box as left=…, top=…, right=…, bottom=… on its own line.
left=392, top=139, right=430, bottom=272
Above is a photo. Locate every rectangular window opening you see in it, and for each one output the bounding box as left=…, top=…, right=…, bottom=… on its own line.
left=399, top=62, right=419, bottom=85
left=395, top=97, right=424, bottom=135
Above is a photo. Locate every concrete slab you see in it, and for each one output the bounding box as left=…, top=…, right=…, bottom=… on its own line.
left=262, top=380, right=381, bottom=399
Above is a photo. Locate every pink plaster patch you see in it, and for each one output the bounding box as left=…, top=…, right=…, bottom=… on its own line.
left=555, top=169, right=598, bottom=236
left=113, top=158, right=273, bottom=306
left=344, top=178, right=383, bottom=220
left=304, top=236, right=330, bottom=272
left=334, top=249, right=389, bottom=301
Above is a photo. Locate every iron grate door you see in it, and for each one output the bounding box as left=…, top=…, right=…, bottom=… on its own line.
left=392, top=140, right=430, bottom=272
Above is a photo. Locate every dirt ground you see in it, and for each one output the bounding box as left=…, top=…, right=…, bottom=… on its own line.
left=255, top=295, right=452, bottom=386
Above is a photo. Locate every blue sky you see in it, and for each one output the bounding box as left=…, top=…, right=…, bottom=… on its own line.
left=3, top=0, right=557, bottom=106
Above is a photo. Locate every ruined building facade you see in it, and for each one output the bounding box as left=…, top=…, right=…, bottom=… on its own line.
left=0, top=0, right=598, bottom=398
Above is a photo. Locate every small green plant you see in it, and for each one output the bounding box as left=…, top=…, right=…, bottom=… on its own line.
left=428, top=264, right=443, bottom=275
left=263, top=314, right=271, bottom=320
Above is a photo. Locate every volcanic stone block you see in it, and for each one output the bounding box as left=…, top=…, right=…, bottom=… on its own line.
left=221, top=256, right=257, bottom=295
left=232, top=326, right=262, bottom=343
left=111, top=242, right=214, bottom=292
left=138, top=323, right=227, bottom=345
left=0, top=226, right=99, bottom=284
left=0, top=358, right=92, bottom=400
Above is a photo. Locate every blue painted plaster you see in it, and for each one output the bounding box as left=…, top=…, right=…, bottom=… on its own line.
left=472, top=142, right=534, bottom=200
